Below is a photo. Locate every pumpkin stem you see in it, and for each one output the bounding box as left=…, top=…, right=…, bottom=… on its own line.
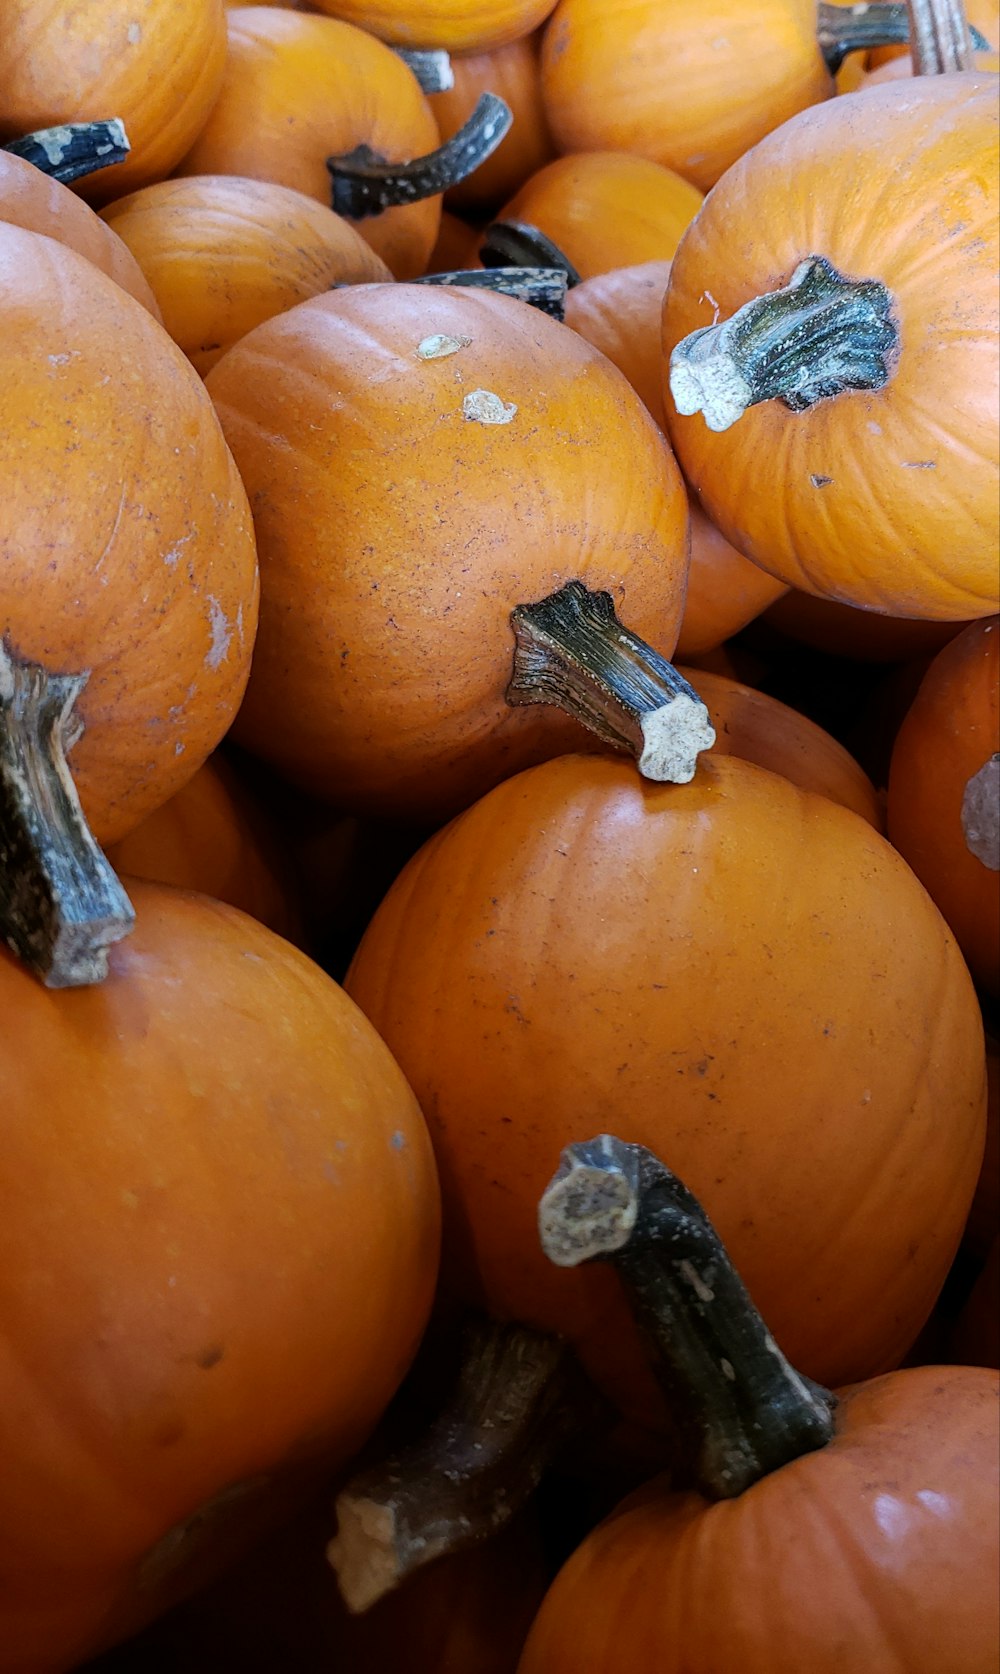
left=539, top=1136, right=836, bottom=1499
left=815, top=1, right=911, bottom=73
left=481, top=220, right=583, bottom=286
left=2, top=118, right=130, bottom=186
left=327, top=1316, right=601, bottom=1612
left=394, top=47, right=454, bottom=93
left=669, top=254, right=898, bottom=433
left=905, top=0, right=978, bottom=71
left=414, top=265, right=569, bottom=319
left=507, top=581, right=716, bottom=784
left=328, top=93, right=512, bottom=220
left=0, top=640, right=135, bottom=986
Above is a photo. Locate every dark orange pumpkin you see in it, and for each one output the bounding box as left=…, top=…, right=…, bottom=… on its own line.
left=763, top=590, right=972, bottom=662
left=429, top=32, right=556, bottom=214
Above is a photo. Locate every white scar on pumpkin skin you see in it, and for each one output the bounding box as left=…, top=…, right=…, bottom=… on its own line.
left=205, top=597, right=233, bottom=670
left=417, top=334, right=471, bottom=360
left=462, top=389, right=517, bottom=425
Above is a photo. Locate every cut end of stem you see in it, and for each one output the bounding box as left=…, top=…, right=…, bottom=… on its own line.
left=539, top=1136, right=641, bottom=1267
left=326, top=1497, right=406, bottom=1616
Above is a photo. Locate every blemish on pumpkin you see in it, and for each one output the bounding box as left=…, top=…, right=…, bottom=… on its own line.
left=901, top=460, right=936, bottom=470
left=463, top=389, right=517, bottom=426
left=391, top=1130, right=407, bottom=1150
left=810, top=473, right=833, bottom=488
left=417, top=333, right=471, bottom=360
left=205, top=596, right=232, bottom=670
left=195, top=1344, right=225, bottom=1370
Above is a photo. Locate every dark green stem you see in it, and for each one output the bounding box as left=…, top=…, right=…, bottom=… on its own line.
left=669, top=254, right=898, bottom=433
left=539, top=1136, right=837, bottom=1499
left=2, top=119, right=130, bottom=186
left=393, top=47, right=454, bottom=93
left=507, top=581, right=715, bottom=785
left=414, top=265, right=568, bottom=319
left=328, top=93, right=511, bottom=219
left=481, top=220, right=582, bottom=286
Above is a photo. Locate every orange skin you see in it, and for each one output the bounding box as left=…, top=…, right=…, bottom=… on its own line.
left=0, top=224, right=259, bottom=847
left=345, top=752, right=986, bottom=1427
left=174, top=8, right=441, bottom=280
left=425, top=210, right=483, bottom=273
left=429, top=32, right=556, bottom=215
left=0, top=882, right=440, bottom=1674
left=888, top=617, right=1000, bottom=996
left=966, top=1037, right=999, bottom=1264
left=541, top=0, right=831, bottom=193
left=206, top=282, right=690, bottom=823
left=0, top=0, right=227, bottom=206
left=0, top=151, right=160, bottom=315
left=518, top=1365, right=1000, bottom=1674
left=101, top=175, right=391, bottom=375
left=498, top=152, right=703, bottom=278
left=681, top=665, right=882, bottom=827
left=308, top=0, right=558, bottom=52
left=564, top=261, right=788, bottom=651
left=764, top=589, right=971, bottom=662
left=663, top=75, right=1000, bottom=622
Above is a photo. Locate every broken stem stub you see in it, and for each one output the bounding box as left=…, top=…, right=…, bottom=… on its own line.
left=0, top=638, right=135, bottom=987
left=507, top=581, right=716, bottom=785
left=539, top=1135, right=837, bottom=1500
left=327, top=1316, right=599, bottom=1613
left=480, top=220, right=582, bottom=287
left=414, top=265, right=569, bottom=319
left=328, top=93, right=511, bottom=219
left=393, top=47, right=454, bottom=93
left=2, top=119, right=130, bottom=185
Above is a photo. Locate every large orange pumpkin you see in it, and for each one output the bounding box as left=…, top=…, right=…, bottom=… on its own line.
left=308, top=0, right=559, bottom=52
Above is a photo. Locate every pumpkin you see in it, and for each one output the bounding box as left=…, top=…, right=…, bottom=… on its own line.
left=173, top=8, right=443, bottom=280
left=100, top=175, right=391, bottom=374
left=965, top=1036, right=999, bottom=1264
left=663, top=74, right=999, bottom=621
left=887, top=617, right=999, bottom=994
left=494, top=152, right=703, bottom=280
left=0, top=881, right=440, bottom=1673
left=518, top=1137, right=1000, bottom=1674
left=0, top=0, right=228, bottom=205
left=344, top=749, right=986, bottom=1429
left=307, top=0, right=559, bottom=53
left=429, top=33, right=556, bottom=214
left=763, top=590, right=972, bottom=662
left=424, top=210, right=484, bottom=274
left=205, top=282, right=692, bottom=823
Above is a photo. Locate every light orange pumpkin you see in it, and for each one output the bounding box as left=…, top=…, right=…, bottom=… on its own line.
left=429, top=33, right=556, bottom=214
left=308, top=0, right=559, bottom=52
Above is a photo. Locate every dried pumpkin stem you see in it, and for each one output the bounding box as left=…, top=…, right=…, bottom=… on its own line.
left=906, top=0, right=977, bottom=72
left=507, top=581, right=716, bottom=785
left=539, top=1136, right=836, bottom=1500
left=327, top=1317, right=598, bottom=1613
left=0, top=639, right=134, bottom=987
left=480, top=220, right=582, bottom=286
left=2, top=118, right=130, bottom=186
left=414, top=265, right=569, bottom=319
left=669, top=254, right=898, bottom=433
left=328, top=93, right=512, bottom=219
left=393, top=47, right=454, bottom=93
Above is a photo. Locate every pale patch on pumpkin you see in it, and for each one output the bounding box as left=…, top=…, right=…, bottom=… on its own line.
left=417, top=334, right=471, bottom=360
left=205, top=597, right=232, bottom=670
left=462, top=389, right=517, bottom=426
left=962, top=753, right=1000, bottom=869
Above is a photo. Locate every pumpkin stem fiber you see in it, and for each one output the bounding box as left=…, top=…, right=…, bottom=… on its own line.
left=669, top=254, right=898, bottom=433
left=328, top=93, right=512, bottom=219
left=539, top=1135, right=837, bottom=1499
left=812, top=2, right=983, bottom=73
left=394, top=47, right=454, bottom=93
left=0, top=639, right=134, bottom=987
left=906, top=0, right=978, bottom=71
left=507, top=581, right=716, bottom=784
left=481, top=220, right=583, bottom=287
left=414, top=265, right=569, bottom=319
left=2, top=118, right=130, bottom=186
left=327, top=1316, right=601, bottom=1612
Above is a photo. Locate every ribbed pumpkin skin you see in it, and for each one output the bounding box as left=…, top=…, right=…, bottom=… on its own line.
left=541, top=0, right=830, bottom=192
left=429, top=32, right=556, bottom=213
left=498, top=153, right=703, bottom=278
left=517, top=1366, right=1000, bottom=1674
left=0, top=152, right=160, bottom=315
left=309, top=0, right=558, bottom=52
left=0, top=883, right=440, bottom=1674
left=101, top=175, right=391, bottom=374
left=0, top=225, right=259, bottom=847
left=345, top=753, right=986, bottom=1426
left=206, top=283, right=689, bottom=823
left=0, top=0, right=227, bottom=205
left=663, top=76, right=999, bottom=621
left=888, top=618, right=999, bottom=995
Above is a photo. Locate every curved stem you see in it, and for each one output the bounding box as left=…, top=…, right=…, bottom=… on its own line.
left=669, top=254, right=898, bottom=432
left=393, top=47, right=454, bottom=93
left=327, top=1316, right=603, bottom=1613
left=816, top=2, right=908, bottom=73
left=328, top=93, right=511, bottom=220
left=539, top=1136, right=836, bottom=1499
left=414, top=265, right=569, bottom=319
left=0, top=639, right=134, bottom=987
left=2, top=118, right=130, bottom=186
left=480, top=220, right=582, bottom=287
left=507, top=581, right=716, bottom=785
left=906, top=0, right=977, bottom=71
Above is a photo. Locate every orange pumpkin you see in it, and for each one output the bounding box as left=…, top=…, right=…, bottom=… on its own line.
left=887, top=617, right=999, bottom=995
left=663, top=75, right=999, bottom=621
left=429, top=33, right=556, bottom=214
left=174, top=8, right=442, bottom=279
left=966, top=1036, right=999, bottom=1264
left=101, top=175, right=391, bottom=374
left=763, top=590, right=972, bottom=662
left=0, top=0, right=228, bottom=205
left=425, top=210, right=483, bottom=273
left=206, top=282, right=690, bottom=823
left=307, top=0, right=559, bottom=52
left=0, top=882, right=440, bottom=1673
left=345, top=750, right=986, bottom=1429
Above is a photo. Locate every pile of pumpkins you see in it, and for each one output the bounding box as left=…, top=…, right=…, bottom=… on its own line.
left=0, top=0, right=997, bottom=1670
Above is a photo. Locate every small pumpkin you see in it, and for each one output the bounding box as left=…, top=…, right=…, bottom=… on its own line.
left=429, top=32, right=556, bottom=214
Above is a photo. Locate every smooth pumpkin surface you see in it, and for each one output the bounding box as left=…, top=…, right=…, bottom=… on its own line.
left=888, top=617, right=999, bottom=995
left=429, top=32, right=556, bottom=214
left=308, top=0, right=558, bottom=52
left=0, top=882, right=440, bottom=1674
left=663, top=75, right=999, bottom=621
left=424, top=210, right=483, bottom=274
left=0, top=223, right=258, bottom=847
left=174, top=8, right=441, bottom=280
left=345, top=752, right=986, bottom=1425
left=206, top=282, right=690, bottom=823
left=517, top=1365, right=1000, bottom=1674
left=763, top=589, right=971, bottom=662
left=0, top=0, right=228, bottom=205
